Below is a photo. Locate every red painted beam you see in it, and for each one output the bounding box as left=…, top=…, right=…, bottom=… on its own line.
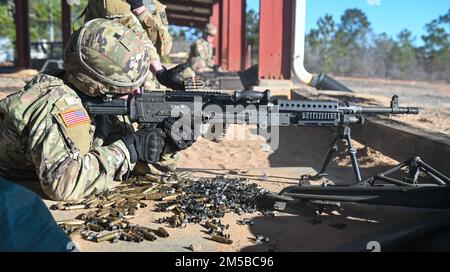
left=259, top=0, right=294, bottom=80
left=210, top=2, right=220, bottom=65
left=219, top=0, right=246, bottom=72
left=219, top=0, right=229, bottom=70
left=15, top=0, right=30, bottom=68
left=160, top=0, right=215, bottom=10
left=167, top=17, right=206, bottom=28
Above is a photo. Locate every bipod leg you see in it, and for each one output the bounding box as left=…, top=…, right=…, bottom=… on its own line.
left=342, top=127, right=363, bottom=183
left=309, top=130, right=340, bottom=181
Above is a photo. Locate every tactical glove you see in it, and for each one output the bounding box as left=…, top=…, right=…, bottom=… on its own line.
left=155, top=63, right=189, bottom=91
left=163, top=116, right=201, bottom=150
left=122, top=128, right=165, bottom=164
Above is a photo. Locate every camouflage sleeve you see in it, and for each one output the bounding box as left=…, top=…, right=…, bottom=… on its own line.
left=117, top=14, right=161, bottom=63
left=28, top=107, right=134, bottom=201
left=193, top=41, right=209, bottom=60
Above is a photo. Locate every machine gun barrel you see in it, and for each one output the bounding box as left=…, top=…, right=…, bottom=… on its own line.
left=343, top=106, right=420, bottom=115
left=342, top=95, right=419, bottom=115
left=358, top=106, right=419, bottom=115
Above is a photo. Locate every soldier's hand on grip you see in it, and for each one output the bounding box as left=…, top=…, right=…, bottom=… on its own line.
left=122, top=128, right=165, bottom=164
left=156, top=64, right=189, bottom=91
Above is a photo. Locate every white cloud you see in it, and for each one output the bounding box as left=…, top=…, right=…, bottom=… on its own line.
left=367, top=0, right=382, bottom=6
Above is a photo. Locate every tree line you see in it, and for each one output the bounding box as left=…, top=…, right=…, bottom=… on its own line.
left=0, top=0, right=87, bottom=44
left=305, top=8, right=450, bottom=82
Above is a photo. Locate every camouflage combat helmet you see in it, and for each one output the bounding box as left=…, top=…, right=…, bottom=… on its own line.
left=64, top=18, right=151, bottom=97
left=203, top=23, right=217, bottom=36
left=139, top=0, right=173, bottom=56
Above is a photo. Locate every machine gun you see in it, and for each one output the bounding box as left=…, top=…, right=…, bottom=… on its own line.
left=84, top=89, right=450, bottom=209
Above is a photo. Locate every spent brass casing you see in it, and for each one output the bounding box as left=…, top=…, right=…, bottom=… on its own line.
left=211, top=235, right=233, bottom=245
left=86, top=199, right=101, bottom=208
left=90, top=217, right=108, bottom=225
left=80, top=211, right=96, bottom=220
left=87, top=223, right=103, bottom=232
left=179, top=212, right=186, bottom=223
left=62, top=204, right=87, bottom=211
left=95, top=232, right=119, bottom=243
left=142, top=230, right=157, bottom=241
left=162, top=193, right=182, bottom=202
left=194, top=197, right=209, bottom=203
left=108, top=219, right=123, bottom=227
left=141, top=185, right=158, bottom=195
left=98, top=201, right=115, bottom=209
left=166, top=204, right=178, bottom=211
left=205, top=221, right=220, bottom=230
left=57, top=219, right=85, bottom=226
left=120, top=232, right=143, bottom=242
left=157, top=227, right=170, bottom=238
left=69, top=227, right=84, bottom=239
left=144, top=193, right=165, bottom=201
left=106, top=193, right=120, bottom=201
left=96, top=210, right=112, bottom=218
left=114, top=198, right=127, bottom=207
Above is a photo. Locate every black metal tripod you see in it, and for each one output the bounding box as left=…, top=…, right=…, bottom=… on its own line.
left=277, top=126, right=450, bottom=209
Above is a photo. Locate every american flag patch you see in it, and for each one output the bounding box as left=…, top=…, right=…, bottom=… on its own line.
left=60, top=109, right=90, bottom=127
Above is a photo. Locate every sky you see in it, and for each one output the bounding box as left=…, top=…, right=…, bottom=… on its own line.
left=246, top=0, right=449, bottom=45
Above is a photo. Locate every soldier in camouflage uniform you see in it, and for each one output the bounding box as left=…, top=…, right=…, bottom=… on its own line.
left=0, top=19, right=194, bottom=201
left=188, top=23, right=219, bottom=73
left=84, top=0, right=174, bottom=90
left=83, top=0, right=189, bottom=174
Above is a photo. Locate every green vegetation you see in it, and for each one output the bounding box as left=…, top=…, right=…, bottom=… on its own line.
left=0, top=0, right=88, bottom=43
left=305, top=8, right=450, bottom=82
left=246, top=9, right=259, bottom=65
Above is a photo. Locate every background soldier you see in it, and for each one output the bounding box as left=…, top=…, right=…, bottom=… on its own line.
left=0, top=19, right=194, bottom=201
left=188, top=23, right=219, bottom=73
left=83, top=0, right=189, bottom=174
left=84, top=0, right=181, bottom=90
